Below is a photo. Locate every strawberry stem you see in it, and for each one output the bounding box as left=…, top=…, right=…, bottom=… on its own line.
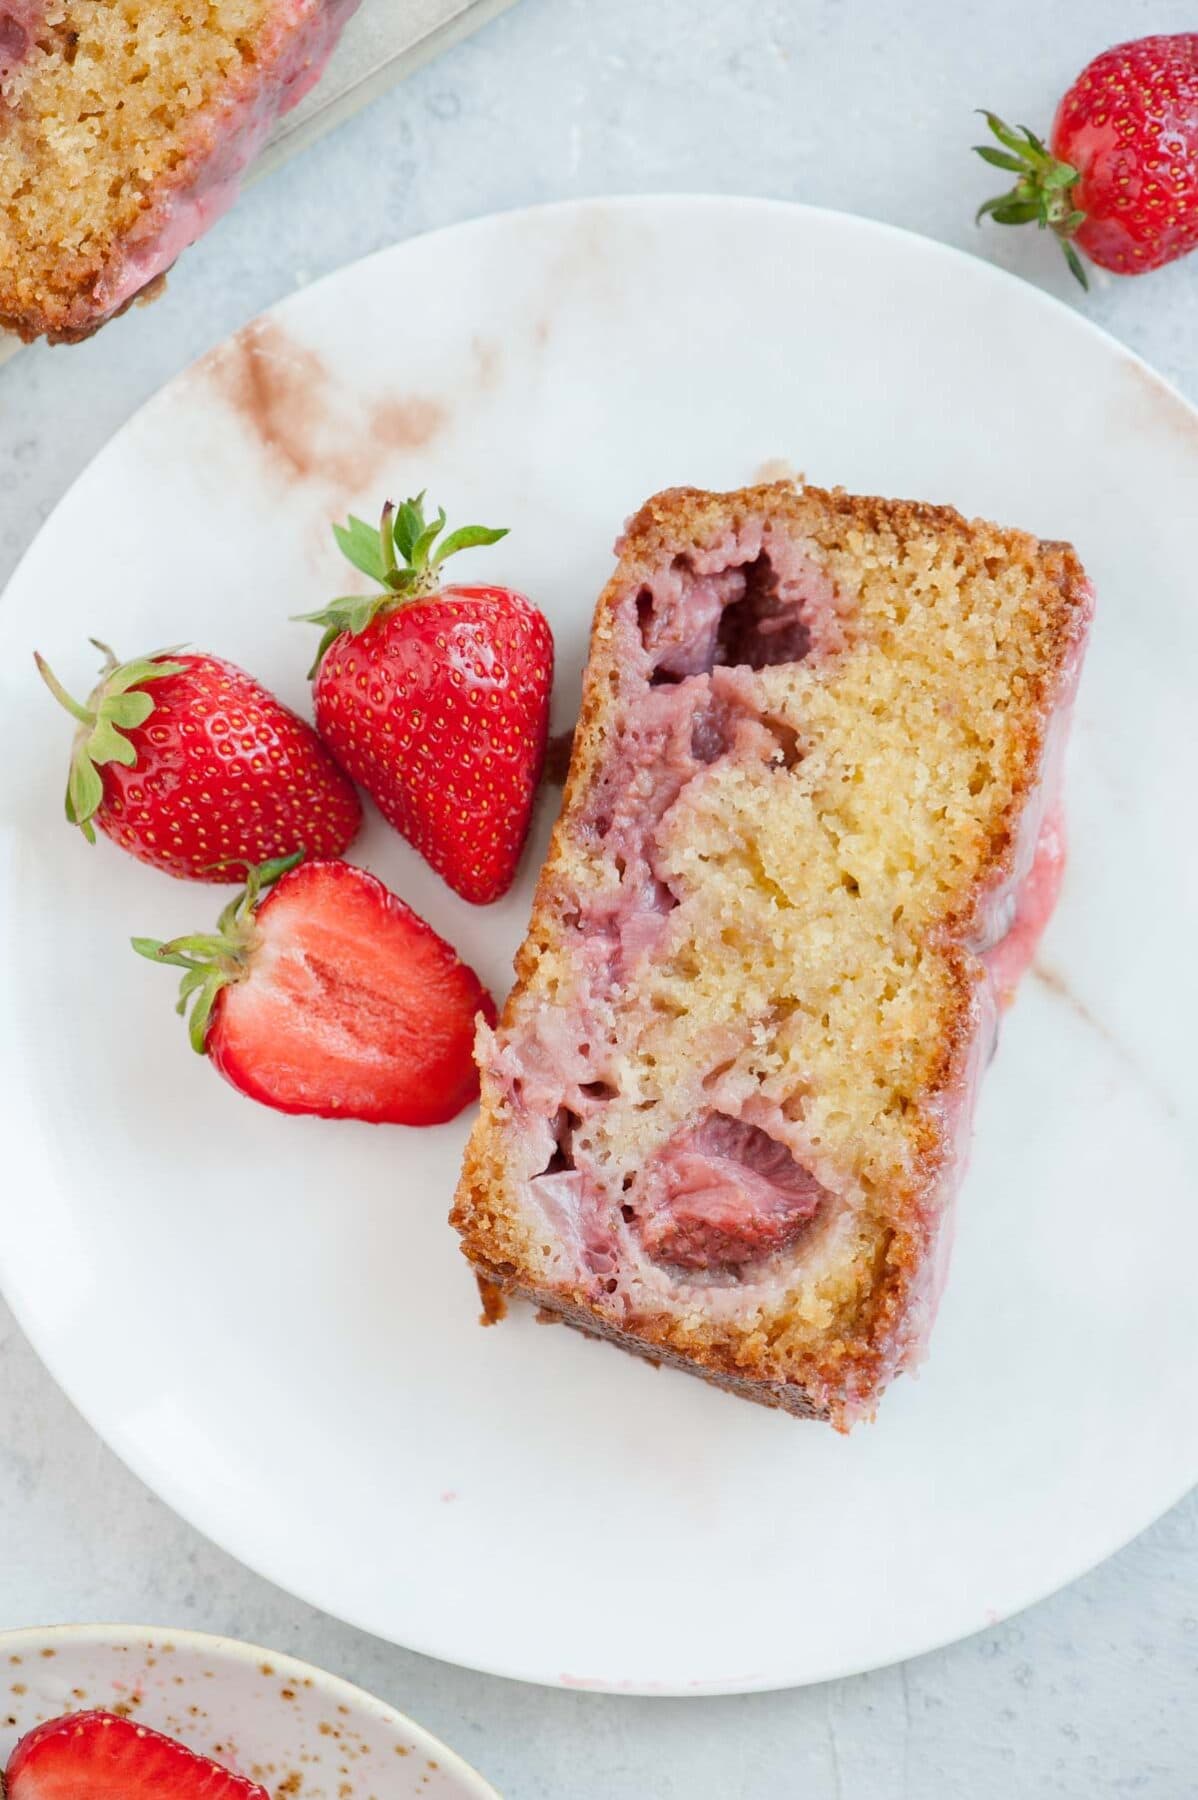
left=300, top=491, right=510, bottom=675
left=378, top=500, right=398, bottom=581
left=973, top=108, right=1090, bottom=289
left=34, top=652, right=94, bottom=726
left=133, top=852, right=303, bottom=1053
left=37, top=644, right=190, bottom=840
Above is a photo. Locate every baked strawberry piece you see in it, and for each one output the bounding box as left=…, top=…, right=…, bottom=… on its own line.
left=36, top=642, right=361, bottom=880
left=301, top=495, right=554, bottom=905
left=134, top=854, right=495, bottom=1124
left=5, top=1708, right=269, bottom=1799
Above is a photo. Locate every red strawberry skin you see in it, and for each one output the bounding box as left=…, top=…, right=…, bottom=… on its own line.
left=5, top=1709, right=269, bottom=1800
left=95, top=654, right=361, bottom=880
left=1051, top=34, right=1198, bottom=274
left=312, top=585, right=553, bottom=905
left=209, top=859, right=496, bottom=1124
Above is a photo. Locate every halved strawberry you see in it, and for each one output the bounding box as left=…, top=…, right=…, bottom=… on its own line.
left=298, top=495, right=553, bottom=905
left=133, top=854, right=495, bottom=1125
left=5, top=1709, right=269, bottom=1800
left=36, top=642, right=362, bottom=881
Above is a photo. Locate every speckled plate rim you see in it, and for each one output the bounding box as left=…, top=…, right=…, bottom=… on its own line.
left=1, top=195, right=1196, bottom=1697
left=0, top=1622, right=499, bottom=1795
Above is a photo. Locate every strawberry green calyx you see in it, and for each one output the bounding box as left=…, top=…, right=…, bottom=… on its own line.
left=35, top=640, right=188, bottom=841
left=132, top=851, right=303, bottom=1053
left=297, top=493, right=509, bottom=675
left=973, top=110, right=1090, bottom=288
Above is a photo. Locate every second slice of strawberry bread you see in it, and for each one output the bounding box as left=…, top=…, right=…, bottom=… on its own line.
left=0, top=0, right=360, bottom=343
left=452, top=482, right=1093, bottom=1426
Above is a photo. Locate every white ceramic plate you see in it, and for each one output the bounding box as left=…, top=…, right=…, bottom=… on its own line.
left=0, top=1624, right=496, bottom=1795
left=1, top=198, right=1196, bottom=1695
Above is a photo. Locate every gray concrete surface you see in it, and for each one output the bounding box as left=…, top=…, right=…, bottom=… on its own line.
left=2, top=2, right=1196, bottom=1794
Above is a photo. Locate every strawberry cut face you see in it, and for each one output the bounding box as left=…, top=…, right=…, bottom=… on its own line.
left=5, top=1709, right=270, bottom=1800
left=207, top=858, right=496, bottom=1124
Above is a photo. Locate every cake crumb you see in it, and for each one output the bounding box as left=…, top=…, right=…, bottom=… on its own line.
left=752, top=457, right=802, bottom=484
left=476, top=1276, right=508, bottom=1325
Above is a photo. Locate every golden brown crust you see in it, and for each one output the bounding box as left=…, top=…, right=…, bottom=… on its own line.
left=472, top=1260, right=831, bottom=1421
left=0, top=267, right=171, bottom=346
left=452, top=480, right=1092, bottom=1422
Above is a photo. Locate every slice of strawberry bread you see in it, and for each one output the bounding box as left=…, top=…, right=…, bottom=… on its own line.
left=0, top=0, right=360, bottom=343
left=451, top=481, right=1094, bottom=1427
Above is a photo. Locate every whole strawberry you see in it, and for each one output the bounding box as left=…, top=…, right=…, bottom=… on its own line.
left=134, top=853, right=495, bottom=1125
left=975, top=33, right=1198, bottom=285
left=300, top=495, right=553, bottom=905
left=36, top=641, right=361, bottom=880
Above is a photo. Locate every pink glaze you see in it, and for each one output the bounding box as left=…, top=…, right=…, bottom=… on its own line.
left=984, top=802, right=1066, bottom=1003
left=67, top=0, right=361, bottom=331
left=488, top=521, right=1093, bottom=1412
